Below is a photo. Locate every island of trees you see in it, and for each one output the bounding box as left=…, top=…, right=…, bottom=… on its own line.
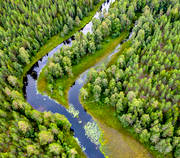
left=39, top=0, right=180, bottom=157
left=0, top=0, right=101, bottom=157
left=0, top=0, right=179, bottom=157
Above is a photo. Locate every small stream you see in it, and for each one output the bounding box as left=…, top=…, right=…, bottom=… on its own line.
left=24, top=0, right=136, bottom=157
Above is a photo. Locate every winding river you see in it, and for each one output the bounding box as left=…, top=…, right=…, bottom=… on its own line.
left=24, top=0, right=150, bottom=157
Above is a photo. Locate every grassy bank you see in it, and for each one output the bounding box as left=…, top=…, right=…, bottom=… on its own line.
left=79, top=41, right=173, bottom=158
left=37, top=32, right=128, bottom=107
left=79, top=41, right=172, bottom=158
left=77, top=37, right=153, bottom=158
left=19, top=1, right=104, bottom=157
left=20, top=0, right=105, bottom=87
left=80, top=97, right=155, bottom=158
left=107, top=40, right=131, bottom=67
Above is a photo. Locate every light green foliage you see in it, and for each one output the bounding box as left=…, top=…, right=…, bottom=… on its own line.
left=49, top=143, right=63, bottom=155
left=80, top=88, right=88, bottom=99
left=0, top=110, right=7, bottom=118
left=119, top=113, right=134, bottom=127
left=70, top=148, right=78, bottom=158
left=7, top=76, right=18, bottom=87
left=18, top=121, right=30, bottom=134
left=67, top=104, right=79, bottom=118
left=31, top=110, right=43, bottom=124
left=84, top=0, right=180, bottom=157
left=61, top=25, right=69, bottom=37
left=26, top=145, right=39, bottom=156
left=18, top=47, right=30, bottom=64
left=75, top=16, right=81, bottom=26
left=38, top=130, right=54, bottom=145
left=140, top=129, right=150, bottom=143
left=155, top=139, right=173, bottom=154
left=127, top=91, right=136, bottom=101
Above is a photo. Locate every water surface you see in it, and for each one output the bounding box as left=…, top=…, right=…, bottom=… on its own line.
left=25, top=1, right=115, bottom=157
left=24, top=1, right=151, bottom=157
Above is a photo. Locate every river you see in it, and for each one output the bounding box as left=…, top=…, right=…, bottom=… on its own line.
left=24, top=0, right=148, bottom=157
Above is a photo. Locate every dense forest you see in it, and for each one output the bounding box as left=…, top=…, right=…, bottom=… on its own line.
left=82, top=1, right=180, bottom=158
left=0, top=0, right=101, bottom=157
left=43, top=0, right=135, bottom=83
left=41, top=0, right=180, bottom=157
left=0, top=0, right=180, bottom=157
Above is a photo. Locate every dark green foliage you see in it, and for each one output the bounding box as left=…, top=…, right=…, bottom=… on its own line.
left=83, top=0, right=180, bottom=157
left=1, top=0, right=179, bottom=157
left=0, top=0, right=101, bottom=157
left=0, top=0, right=100, bottom=84
left=44, top=0, right=138, bottom=84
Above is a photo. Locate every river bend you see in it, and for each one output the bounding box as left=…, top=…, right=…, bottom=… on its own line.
left=24, top=0, right=134, bottom=157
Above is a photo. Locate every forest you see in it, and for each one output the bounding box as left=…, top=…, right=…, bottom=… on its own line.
left=0, top=0, right=101, bottom=157
left=0, top=0, right=179, bottom=157
left=82, top=1, right=180, bottom=158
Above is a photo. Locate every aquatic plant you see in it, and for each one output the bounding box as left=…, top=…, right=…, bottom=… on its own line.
left=67, top=104, right=79, bottom=118
left=77, top=77, right=84, bottom=85
left=84, top=121, right=101, bottom=146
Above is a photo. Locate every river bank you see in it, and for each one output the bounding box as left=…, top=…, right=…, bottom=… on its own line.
left=24, top=1, right=120, bottom=157
left=79, top=35, right=172, bottom=158
left=80, top=97, right=153, bottom=158
left=21, top=1, right=104, bottom=157
left=21, top=0, right=105, bottom=88
left=24, top=0, right=156, bottom=157
left=37, top=32, right=128, bottom=107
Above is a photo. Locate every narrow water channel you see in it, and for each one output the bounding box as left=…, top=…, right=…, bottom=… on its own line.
left=24, top=0, right=144, bottom=157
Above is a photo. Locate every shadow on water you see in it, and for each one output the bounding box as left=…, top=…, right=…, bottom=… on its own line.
left=22, top=0, right=149, bottom=158
left=30, top=71, right=38, bottom=80
left=23, top=1, right=116, bottom=157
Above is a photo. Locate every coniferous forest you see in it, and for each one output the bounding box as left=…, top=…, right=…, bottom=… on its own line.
left=0, top=0, right=100, bottom=157
left=0, top=0, right=179, bottom=158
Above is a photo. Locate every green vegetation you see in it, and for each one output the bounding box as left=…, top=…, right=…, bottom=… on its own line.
left=107, top=40, right=131, bottom=67
left=1, top=0, right=180, bottom=157
left=84, top=121, right=101, bottom=146
left=0, top=0, right=102, bottom=157
left=21, top=0, right=105, bottom=85
left=38, top=0, right=180, bottom=157
left=38, top=0, right=139, bottom=108
left=38, top=32, right=128, bottom=107
left=83, top=0, right=180, bottom=157
left=67, top=104, right=80, bottom=118
left=81, top=97, right=153, bottom=158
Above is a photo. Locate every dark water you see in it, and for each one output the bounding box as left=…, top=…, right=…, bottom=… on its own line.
left=24, top=0, right=134, bottom=157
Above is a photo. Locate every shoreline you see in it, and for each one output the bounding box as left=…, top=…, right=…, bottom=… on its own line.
left=80, top=96, right=154, bottom=158
left=37, top=32, right=128, bottom=108
left=20, top=0, right=105, bottom=89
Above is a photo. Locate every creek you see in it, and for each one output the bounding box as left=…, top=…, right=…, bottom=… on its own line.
left=24, top=0, right=142, bottom=157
